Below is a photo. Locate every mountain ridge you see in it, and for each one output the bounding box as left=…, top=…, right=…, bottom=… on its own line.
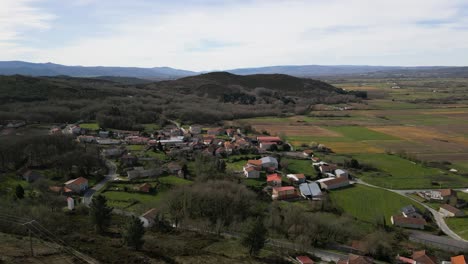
left=1, top=61, right=468, bottom=79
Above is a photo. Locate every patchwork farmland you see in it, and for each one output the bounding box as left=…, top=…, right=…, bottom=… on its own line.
left=239, top=78, right=468, bottom=189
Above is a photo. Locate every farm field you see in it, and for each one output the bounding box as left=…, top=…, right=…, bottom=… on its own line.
left=353, top=153, right=468, bottom=189
left=329, top=184, right=424, bottom=224
left=446, top=218, right=468, bottom=240
left=79, top=122, right=99, bottom=130
left=282, top=158, right=317, bottom=178
left=238, top=79, right=468, bottom=190
left=102, top=176, right=192, bottom=214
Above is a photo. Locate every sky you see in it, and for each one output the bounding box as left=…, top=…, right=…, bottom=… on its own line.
left=1, top=0, right=468, bottom=71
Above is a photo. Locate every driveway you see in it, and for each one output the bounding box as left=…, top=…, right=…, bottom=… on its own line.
left=83, top=160, right=117, bottom=206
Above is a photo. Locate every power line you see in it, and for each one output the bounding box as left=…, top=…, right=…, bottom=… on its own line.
left=0, top=214, right=94, bottom=264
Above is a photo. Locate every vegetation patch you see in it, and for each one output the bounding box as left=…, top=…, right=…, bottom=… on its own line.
left=354, top=153, right=468, bottom=189
left=329, top=184, right=424, bottom=224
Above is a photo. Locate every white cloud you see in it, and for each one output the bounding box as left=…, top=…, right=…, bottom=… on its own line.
left=5, top=0, right=468, bottom=69
left=0, top=0, right=54, bottom=59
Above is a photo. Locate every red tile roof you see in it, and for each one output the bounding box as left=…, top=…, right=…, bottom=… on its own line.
left=322, top=176, right=348, bottom=186
left=267, top=173, right=282, bottom=182
left=247, top=160, right=262, bottom=166
left=65, top=177, right=88, bottom=186
left=295, top=173, right=305, bottom=179
left=273, top=186, right=295, bottom=192
left=396, top=256, right=415, bottom=264
left=439, top=189, right=454, bottom=197
left=451, top=255, right=466, bottom=264
left=257, top=136, right=282, bottom=142
left=393, top=215, right=427, bottom=226
left=296, top=255, right=314, bottom=264
left=348, top=254, right=373, bottom=264
left=440, top=204, right=461, bottom=214
left=412, top=250, right=437, bottom=264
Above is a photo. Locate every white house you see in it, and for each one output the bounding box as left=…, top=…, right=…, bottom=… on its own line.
left=140, top=208, right=158, bottom=228
left=439, top=204, right=465, bottom=217
left=335, top=169, right=348, bottom=178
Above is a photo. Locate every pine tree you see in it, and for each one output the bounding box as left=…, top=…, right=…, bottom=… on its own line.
left=123, top=216, right=145, bottom=250
left=15, top=184, right=24, bottom=199
left=89, top=195, right=113, bottom=234
left=242, top=218, right=268, bottom=256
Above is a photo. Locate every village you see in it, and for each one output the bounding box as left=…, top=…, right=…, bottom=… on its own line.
left=4, top=120, right=463, bottom=264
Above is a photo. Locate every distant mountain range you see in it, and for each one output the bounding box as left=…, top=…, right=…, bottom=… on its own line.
left=1, top=61, right=467, bottom=79
left=0, top=61, right=196, bottom=79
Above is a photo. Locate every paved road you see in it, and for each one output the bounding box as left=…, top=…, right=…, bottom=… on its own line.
left=356, top=179, right=467, bottom=242
left=83, top=160, right=117, bottom=206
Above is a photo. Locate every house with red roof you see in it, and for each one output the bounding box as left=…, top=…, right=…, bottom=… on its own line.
left=411, top=250, right=437, bottom=264
left=286, top=174, right=306, bottom=185
left=439, top=204, right=465, bottom=217
left=338, top=254, right=373, bottom=264
left=272, top=186, right=296, bottom=200
left=243, top=165, right=260, bottom=178
left=257, top=136, right=282, bottom=150
left=296, top=255, right=314, bottom=264
left=318, top=176, right=350, bottom=190
left=138, top=183, right=152, bottom=193
left=267, top=173, right=282, bottom=186
left=391, top=215, right=426, bottom=230
left=319, top=163, right=338, bottom=173
left=64, top=177, right=88, bottom=194
left=451, top=255, right=466, bottom=264
left=140, top=208, right=158, bottom=228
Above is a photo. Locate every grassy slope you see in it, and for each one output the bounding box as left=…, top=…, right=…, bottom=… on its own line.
left=329, top=184, right=424, bottom=224
left=355, top=153, right=468, bottom=189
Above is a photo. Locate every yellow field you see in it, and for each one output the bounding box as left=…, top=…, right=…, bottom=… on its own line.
left=251, top=124, right=341, bottom=137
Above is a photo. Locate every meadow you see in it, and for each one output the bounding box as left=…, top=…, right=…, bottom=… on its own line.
left=329, top=184, right=424, bottom=224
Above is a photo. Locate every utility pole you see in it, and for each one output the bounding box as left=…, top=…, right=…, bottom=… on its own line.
left=29, top=229, right=34, bottom=256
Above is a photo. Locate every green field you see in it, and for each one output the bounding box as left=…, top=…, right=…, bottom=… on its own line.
left=126, top=144, right=146, bottom=151
left=329, top=184, right=423, bottom=224
left=79, top=122, right=100, bottom=130
left=226, top=160, right=248, bottom=171
left=283, top=158, right=317, bottom=178
left=158, top=175, right=192, bottom=185
left=446, top=218, right=468, bottom=240
left=354, top=153, right=468, bottom=189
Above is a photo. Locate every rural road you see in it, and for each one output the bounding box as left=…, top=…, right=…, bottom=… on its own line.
left=83, top=159, right=117, bottom=206
left=177, top=226, right=347, bottom=262
left=355, top=179, right=468, bottom=242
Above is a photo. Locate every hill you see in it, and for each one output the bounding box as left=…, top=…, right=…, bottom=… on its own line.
left=0, top=61, right=196, bottom=79
left=0, top=72, right=361, bottom=128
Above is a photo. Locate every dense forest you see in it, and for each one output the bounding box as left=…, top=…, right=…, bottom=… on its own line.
left=0, top=72, right=365, bottom=130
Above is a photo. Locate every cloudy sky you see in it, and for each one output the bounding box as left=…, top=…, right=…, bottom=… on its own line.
left=1, top=0, right=468, bottom=71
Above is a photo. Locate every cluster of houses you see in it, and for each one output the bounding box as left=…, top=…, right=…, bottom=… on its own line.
left=64, top=123, right=280, bottom=156
left=416, top=189, right=466, bottom=218
left=242, top=154, right=351, bottom=201
left=396, top=251, right=466, bottom=264
left=348, top=239, right=467, bottom=264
